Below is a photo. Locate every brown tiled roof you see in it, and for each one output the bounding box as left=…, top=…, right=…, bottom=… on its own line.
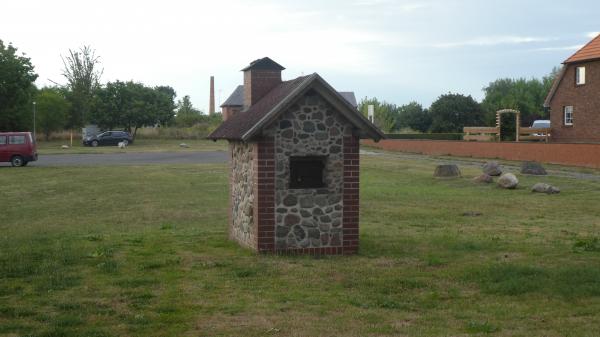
left=208, top=75, right=311, bottom=140
left=564, top=34, right=600, bottom=63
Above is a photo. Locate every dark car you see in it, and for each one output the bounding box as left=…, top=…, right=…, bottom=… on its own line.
left=0, top=132, right=38, bottom=167
left=83, top=131, right=134, bottom=147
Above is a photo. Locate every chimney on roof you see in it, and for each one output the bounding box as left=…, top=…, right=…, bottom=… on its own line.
left=209, top=76, right=215, bottom=115
left=242, top=57, right=285, bottom=109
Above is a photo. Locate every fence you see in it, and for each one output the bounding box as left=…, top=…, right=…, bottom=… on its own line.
left=363, top=139, right=600, bottom=169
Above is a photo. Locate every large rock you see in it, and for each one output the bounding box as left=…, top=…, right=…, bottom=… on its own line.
left=482, top=161, right=502, bottom=176
left=473, top=173, right=493, bottom=183
left=531, top=183, right=560, bottom=194
left=521, top=161, right=547, bottom=175
left=434, top=164, right=461, bottom=178
left=497, top=173, right=519, bottom=189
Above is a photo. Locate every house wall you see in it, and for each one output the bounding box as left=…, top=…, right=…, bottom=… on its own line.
left=229, top=141, right=256, bottom=248
left=222, top=106, right=242, bottom=121
left=261, top=92, right=355, bottom=252
left=550, top=60, right=600, bottom=143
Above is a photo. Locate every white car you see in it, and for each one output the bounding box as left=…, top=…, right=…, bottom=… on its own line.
left=531, top=120, right=550, bottom=136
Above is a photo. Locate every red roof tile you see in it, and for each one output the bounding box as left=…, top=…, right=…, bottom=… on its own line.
left=565, top=34, right=600, bottom=63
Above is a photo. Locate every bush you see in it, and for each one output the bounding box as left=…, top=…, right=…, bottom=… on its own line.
left=135, top=124, right=217, bottom=140
left=385, top=133, right=463, bottom=140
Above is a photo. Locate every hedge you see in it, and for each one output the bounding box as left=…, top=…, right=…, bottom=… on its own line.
left=384, top=133, right=463, bottom=140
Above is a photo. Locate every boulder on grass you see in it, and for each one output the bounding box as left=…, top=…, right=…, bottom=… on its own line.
left=483, top=161, right=502, bottom=176
left=434, top=164, right=461, bottom=178
left=179, top=143, right=190, bottom=148
left=531, top=183, right=560, bottom=194
left=61, top=145, right=69, bottom=149
left=521, top=161, right=547, bottom=175
left=497, top=173, right=518, bottom=189
left=473, top=173, right=493, bottom=183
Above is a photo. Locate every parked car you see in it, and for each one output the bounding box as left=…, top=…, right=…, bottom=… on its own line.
left=531, top=120, right=551, bottom=137
left=83, top=131, right=134, bottom=147
left=0, top=132, right=38, bottom=167
left=531, top=120, right=551, bottom=129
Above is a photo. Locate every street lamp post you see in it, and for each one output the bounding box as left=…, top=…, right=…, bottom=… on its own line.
left=32, top=101, right=37, bottom=140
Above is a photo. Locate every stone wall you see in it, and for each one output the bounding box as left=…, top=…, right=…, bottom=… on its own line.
left=229, top=142, right=255, bottom=248
left=263, top=91, right=354, bottom=250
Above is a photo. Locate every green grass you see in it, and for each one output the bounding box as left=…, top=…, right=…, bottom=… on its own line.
left=1, top=151, right=600, bottom=336
left=36, top=139, right=227, bottom=155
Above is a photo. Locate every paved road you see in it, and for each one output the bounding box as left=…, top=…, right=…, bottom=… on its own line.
left=22, top=151, right=229, bottom=167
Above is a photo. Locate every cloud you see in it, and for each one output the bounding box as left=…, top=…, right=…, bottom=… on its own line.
left=433, top=36, right=552, bottom=48
left=531, top=45, right=583, bottom=52
left=353, top=0, right=430, bottom=12
left=587, top=32, right=600, bottom=39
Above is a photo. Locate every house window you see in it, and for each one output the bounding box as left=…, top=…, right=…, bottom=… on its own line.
left=564, top=106, right=573, bottom=126
left=576, top=67, right=586, bottom=85
left=289, top=156, right=326, bottom=189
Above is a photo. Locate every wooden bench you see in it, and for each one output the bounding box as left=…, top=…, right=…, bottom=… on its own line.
left=463, top=127, right=499, bottom=142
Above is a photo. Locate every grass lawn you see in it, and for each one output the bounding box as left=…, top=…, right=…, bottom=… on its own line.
left=1, top=151, right=600, bottom=336
left=36, top=139, right=228, bottom=155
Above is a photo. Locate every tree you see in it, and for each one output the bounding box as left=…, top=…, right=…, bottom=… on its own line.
left=396, top=102, right=431, bottom=132
left=174, top=95, right=204, bottom=127
left=358, top=97, right=397, bottom=133
left=429, top=93, right=484, bottom=133
left=61, top=46, right=102, bottom=128
left=154, top=86, right=177, bottom=126
left=481, top=69, right=558, bottom=127
left=0, top=40, right=38, bottom=131
left=34, top=88, right=70, bottom=140
left=90, top=81, right=176, bottom=138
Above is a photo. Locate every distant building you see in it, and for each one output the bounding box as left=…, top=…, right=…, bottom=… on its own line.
left=545, top=34, right=600, bottom=143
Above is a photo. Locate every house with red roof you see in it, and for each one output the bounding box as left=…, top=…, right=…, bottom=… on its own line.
left=545, top=34, right=600, bottom=143
left=208, top=57, right=383, bottom=254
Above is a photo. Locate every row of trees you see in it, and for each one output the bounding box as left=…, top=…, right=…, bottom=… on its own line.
left=359, top=69, right=557, bottom=134
left=0, top=40, right=212, bottom=139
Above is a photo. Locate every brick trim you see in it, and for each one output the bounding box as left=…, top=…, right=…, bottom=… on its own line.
left=254, top=137, right=276, bottom=252
left=275, top=247, right=346, bottom=255
left=342, top=135, right=360, bottom=254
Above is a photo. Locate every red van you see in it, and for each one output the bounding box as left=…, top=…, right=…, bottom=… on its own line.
left=0, top=132, right=38, bottom=167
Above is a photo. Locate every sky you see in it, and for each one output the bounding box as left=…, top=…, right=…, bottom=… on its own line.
left=2, top=0, right=599, bottom=112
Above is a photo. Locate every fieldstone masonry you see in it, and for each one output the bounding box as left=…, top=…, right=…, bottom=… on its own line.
left=229, top=142, right=256, bottom=248
left=264, top=92, right=350, bottom=250
left=227, top=92, right=361, bottom=254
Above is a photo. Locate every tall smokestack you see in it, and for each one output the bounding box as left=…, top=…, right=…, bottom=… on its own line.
left=209, top=76, right=215, bottom=115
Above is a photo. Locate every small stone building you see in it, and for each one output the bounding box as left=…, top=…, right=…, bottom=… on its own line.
left=545, top=34, right=600, bottom=143
left=208, top=57, right=384, bottom=254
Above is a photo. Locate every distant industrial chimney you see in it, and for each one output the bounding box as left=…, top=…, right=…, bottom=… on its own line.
left=209, top=76, right=215, bottom=115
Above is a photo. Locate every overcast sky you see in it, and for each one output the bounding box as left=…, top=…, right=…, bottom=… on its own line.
left=2, top=0, right=598, bottom=112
